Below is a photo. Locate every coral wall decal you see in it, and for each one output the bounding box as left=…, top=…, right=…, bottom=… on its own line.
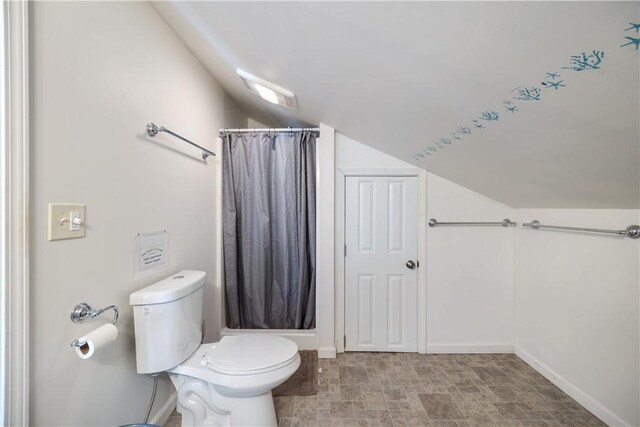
left=515, top=87, right=542, bottom=101
left=480, top=111, right=500, bottom=121
left=562, top=50, right=605, bottom=71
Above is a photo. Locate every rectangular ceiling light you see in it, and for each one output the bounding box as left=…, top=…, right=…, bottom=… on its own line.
left=237, top=69, right=298, bottom=109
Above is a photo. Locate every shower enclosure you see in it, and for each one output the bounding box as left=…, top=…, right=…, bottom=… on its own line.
left=220, top=129, right=318, bottom=331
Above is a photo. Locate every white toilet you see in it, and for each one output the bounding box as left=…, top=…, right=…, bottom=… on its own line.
left=129, top=270, right=301, bottom=426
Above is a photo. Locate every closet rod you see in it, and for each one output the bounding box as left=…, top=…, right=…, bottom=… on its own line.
left=219, top=127, right=320, bottom=134
left=523, top=220, right=640, bottom=239
left=146, top=123, right=215, bottom=160
left=428, top=218, right=516, bottom=227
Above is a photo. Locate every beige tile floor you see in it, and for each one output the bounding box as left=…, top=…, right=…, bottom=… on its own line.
left=164, top=352, right=606, bottom=427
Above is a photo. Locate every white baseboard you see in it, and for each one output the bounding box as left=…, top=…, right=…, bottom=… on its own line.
left=426, top=342, right=514, bottom=354
left=149, top=391, right=177, bottom=426
left=514, top=346, right=628, bottom=427
left=318, top=346, right=337, bottom=358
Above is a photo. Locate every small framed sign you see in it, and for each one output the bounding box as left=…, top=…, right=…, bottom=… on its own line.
left=134, top=231, right=169, bottom=281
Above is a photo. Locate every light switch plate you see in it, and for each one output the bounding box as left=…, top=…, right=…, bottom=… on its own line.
left=48, top=204, right=86, bottom=241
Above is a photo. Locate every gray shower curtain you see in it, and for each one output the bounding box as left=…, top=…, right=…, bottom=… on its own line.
left=222, top=131, right=316, bottom=329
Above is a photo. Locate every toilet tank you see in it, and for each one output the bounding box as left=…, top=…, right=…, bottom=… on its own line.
left=129, top=270, right=205, bottom=374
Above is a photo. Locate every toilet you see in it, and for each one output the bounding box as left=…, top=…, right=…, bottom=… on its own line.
left=129, top=270, right=301, bottom=426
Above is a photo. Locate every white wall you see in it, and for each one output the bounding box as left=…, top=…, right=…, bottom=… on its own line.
left=335, top=134, right=515, bottom=353
left=514, top=209, right=640, bottom=427
left=336, top=133, right=414, bottom=170
left=30, top=2, right=245, bottom=426
left=426, top=173, right=515, bottom=352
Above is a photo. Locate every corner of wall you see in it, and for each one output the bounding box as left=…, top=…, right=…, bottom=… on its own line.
left=317, top=123, right=336, bottom=357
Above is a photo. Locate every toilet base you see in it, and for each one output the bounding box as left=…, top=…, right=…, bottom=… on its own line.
left=171, top=375, right=278, bottom=427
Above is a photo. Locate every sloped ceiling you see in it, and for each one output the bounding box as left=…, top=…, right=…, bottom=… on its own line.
left=152, top=1, right=639, bottom=208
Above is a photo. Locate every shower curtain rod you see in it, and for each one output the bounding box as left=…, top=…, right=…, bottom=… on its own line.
left=219, top=127, right=320, bottom=134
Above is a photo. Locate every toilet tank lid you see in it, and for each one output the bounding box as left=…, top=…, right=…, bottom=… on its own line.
left=129, top=270, right=206, bottom=305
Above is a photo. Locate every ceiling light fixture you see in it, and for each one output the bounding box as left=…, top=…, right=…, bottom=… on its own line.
left=237, top=69, right=298, bottom=109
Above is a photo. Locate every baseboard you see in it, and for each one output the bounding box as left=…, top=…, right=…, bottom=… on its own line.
left=149, top=390, right=177, bottom=426
left=426, top=342, right=514, bottom=354
left=318, top=346, right=337, bottom=358
left=514, top=346, right=628, bottom=427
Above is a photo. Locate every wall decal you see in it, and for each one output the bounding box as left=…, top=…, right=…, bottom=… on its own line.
left=562, top=50, right=605, bottom=71
left=541, top=80, right=565, bottom=90
left=410, top=25, right=617, bottom=160
left=621, top=36, right=640, bottom=50
left=480, top=111, right=500, bottom=121
left=515, top=86, right=542, bottom=101
left=625, top=23, right=640, bottom=32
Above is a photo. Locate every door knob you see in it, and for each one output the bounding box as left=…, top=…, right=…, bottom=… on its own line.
left=406, top=260, right=416, bottom=269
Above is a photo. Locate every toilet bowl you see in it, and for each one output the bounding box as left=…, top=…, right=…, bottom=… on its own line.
left=129, top=271, right=301, bottom=427
left=169, top=336, right=300, bottom=426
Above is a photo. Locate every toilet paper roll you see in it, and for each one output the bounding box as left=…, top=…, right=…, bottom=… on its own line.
left=74, top=323, right=118, bottom=359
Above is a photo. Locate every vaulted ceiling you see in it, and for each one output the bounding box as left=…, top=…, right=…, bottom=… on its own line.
left=152, top=1, right=639, bottom=208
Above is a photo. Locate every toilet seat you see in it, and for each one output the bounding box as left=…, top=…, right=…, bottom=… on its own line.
left=169, top=337, right=301, bottom=401
left=206, top=334, right=299, bottom=375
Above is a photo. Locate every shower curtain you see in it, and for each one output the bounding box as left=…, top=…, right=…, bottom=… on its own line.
left=222, top=131, right=316, bottom=329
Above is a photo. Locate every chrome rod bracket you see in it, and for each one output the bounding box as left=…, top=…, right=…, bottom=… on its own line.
left=625, top=225, right=640, bottom=239
left=146, top=122, right=159, bottom=137
left=71, top=302, right=119, bottom=325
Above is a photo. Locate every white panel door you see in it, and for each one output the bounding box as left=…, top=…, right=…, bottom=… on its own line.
left=345, top=176, right=418, bottom=352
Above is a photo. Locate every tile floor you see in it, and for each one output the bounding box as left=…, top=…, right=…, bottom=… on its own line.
left=164, top=352, right=606, bottom=427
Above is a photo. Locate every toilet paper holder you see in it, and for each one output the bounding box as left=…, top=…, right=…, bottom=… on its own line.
left=70, top=302, right=119, bottom=348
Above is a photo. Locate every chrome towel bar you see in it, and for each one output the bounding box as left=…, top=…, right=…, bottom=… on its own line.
left=428, top=218, right=516, bottom=227
left=523, top=220, right=640, bottom=239
left=146, top=123, right=215, bottom=160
